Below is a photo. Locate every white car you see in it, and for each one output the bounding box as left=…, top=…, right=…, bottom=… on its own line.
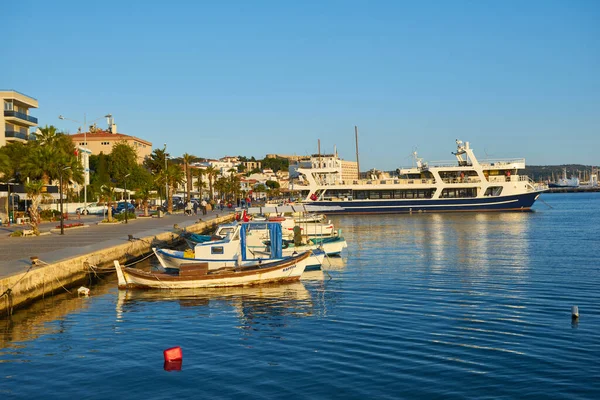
left=76, top=202, right=108, bottom=215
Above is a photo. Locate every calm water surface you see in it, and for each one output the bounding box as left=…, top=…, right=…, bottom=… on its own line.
left=1, top=193, right=599, bottom=399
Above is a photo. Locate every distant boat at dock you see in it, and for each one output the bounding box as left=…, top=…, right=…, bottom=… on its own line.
left=548, top=168, right=580, bottom=189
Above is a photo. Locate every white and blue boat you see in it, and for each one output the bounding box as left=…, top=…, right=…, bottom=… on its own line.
left=296, top=140, right=548, bottom=214
left=154, top=221, right=324, bottom=271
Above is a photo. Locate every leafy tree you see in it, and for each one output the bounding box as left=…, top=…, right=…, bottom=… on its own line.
left=266, top=180, right=280, bottom=189
left=261, top=157, right=289, bottom=173
left=108, top=141, right=138, bottom=188
left=0, top=142, right=28, bottom=183
left=34, top=125, right=59, bottom=145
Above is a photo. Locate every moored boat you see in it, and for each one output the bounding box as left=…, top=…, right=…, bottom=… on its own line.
left=155, top=221, right=325, bottom=271
left=295, top=139, right=548, bottom=214
left=114, top=251, right=311, bottom=290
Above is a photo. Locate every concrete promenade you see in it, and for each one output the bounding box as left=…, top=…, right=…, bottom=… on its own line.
left=0, top=209, right=233, bottom=279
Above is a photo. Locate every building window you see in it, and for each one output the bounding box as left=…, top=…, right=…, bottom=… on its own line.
left=4, top=101, right=13, bottom=111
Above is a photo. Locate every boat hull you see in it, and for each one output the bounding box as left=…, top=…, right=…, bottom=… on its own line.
left=307, top=192, right=543, bottom=214
left=153, top=248, right=323, bottom=272
left=114, top=252, right=310, bottom=290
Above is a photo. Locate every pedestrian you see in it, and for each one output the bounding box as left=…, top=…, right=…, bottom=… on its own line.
left=193, top=201, right=198, bottom=216
left=185, top=201, right=192, bottom=216
left=219, top=200, right=224, bottom=211
left=201, top=199, right=207, bottom=215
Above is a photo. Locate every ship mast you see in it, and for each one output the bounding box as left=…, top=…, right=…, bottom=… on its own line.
left=355, top=126, right=360, bottom=180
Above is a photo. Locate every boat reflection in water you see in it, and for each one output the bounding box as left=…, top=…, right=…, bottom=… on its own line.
left=116, top=280, right=316, bottom=328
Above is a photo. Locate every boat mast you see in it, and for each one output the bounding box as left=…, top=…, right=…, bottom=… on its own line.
left=355, top=125, right=360, bottom=180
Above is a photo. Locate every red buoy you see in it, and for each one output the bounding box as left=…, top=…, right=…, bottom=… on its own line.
left=163, top=346, right=182, bottom=362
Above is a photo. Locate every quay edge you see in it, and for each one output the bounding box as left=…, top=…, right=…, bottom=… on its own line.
left=0, top=215, right=234, bottom=315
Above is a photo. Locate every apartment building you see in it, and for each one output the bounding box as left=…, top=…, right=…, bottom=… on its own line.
left=69, top=123, right=152, bottom=164
left=1, top=90, right=38, bottom=147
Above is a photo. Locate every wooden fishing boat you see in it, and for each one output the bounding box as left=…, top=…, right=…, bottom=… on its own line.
left=114, top=251, right=311, bottom=290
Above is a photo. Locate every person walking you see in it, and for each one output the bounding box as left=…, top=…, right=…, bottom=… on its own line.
left=201, top=199, right=207, bottom=215
left=193, top=201, right=198, bottom=216
left=185, top=201, right=192, bottom=216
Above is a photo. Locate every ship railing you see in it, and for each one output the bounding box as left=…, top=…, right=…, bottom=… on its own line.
left=487, top=176, right=518, bottom=183
left=306, top=179, right=438, bottom=186
left=440, top=177, right=482, bottom=184
left=479, top=158, right=526, bottom=168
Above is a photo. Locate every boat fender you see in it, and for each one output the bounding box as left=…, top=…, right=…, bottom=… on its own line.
left=310, top=193, right=318, bottom=201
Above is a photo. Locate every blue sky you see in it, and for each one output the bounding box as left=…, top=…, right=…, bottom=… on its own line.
left=5, top=0, right=599, bottom=169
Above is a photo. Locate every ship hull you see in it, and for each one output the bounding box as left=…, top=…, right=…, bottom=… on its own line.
left=308, top=191, right=542, bottom=214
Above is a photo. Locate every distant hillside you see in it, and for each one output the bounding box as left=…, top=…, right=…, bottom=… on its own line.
left=524, top=165, right=597, bottom=182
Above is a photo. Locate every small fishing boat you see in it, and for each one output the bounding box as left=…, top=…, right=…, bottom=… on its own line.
left=154, top=221, right=325, bottom=271
left=114, top=251, right=311, bottom=290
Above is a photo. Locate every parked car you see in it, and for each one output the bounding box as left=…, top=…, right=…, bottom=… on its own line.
left=113, top=202, right=136, bottom=214
left=76, top=202, right=108, bottom=215
left=159, top=198, right=185, bottom=212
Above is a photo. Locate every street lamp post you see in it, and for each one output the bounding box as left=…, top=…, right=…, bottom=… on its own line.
left=6, top=178, right=15, bottom=226
left=164, top=143, right=168, bottom=213
left=124, top=173, right=131, bottom=224
left=59, top=166, right=71, bottom=235
left=59, top=114, right=111, bottom=214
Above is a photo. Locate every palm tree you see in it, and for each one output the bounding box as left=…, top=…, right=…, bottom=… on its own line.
left=204, top=166, right=218, bottom=200
left=34, top=125, right=59, bottom=145
left=135, top=186, right=152, bottom=217
left=193, top=168, right=206, bottom=200
left=100, top=185, right=116, bottom=222
left=182, top=153, right=194, bottom=202
left=144, top=148, right=169, bottom=200
left=166, top=164, right=185, bottom=213
left=25, top=180, right=49, bottom=235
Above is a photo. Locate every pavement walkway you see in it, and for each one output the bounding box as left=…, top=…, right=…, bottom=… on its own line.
left=0, top=209, right=233, bottom=279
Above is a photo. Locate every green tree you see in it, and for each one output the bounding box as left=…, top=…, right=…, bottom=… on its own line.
left=25, top=180, right=50, bottom=236
left=182, top=153, right=194, bottom=202
left=108, top=141, right=138, bottom=188
left=261, top=157, right=289, bottom=173
left=166, top=163, right=185, bottom=213
left=34, top=125, right=59, bottom=145
left=265, top=180, right=280, bottom=190
left=204, top=166, right=219, bottom=200
left=100, top=184, right=116, bottom=222
left=193, top=168, right=207, bottom=199
left=23, top=134, right=83, bottom=187
left=144, top=147, right=168, bottom=200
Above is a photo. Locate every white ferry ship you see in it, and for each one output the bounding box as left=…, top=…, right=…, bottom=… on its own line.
left=295, top=140, right=547, bottom=214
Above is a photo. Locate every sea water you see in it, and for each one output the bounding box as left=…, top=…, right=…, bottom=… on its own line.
left=1, top=193, right=599, bottom=399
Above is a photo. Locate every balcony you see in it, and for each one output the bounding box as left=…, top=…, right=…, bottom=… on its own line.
left=5, top=130, right=36, bottom=141
left=4, top=110, right=38, bottom=125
